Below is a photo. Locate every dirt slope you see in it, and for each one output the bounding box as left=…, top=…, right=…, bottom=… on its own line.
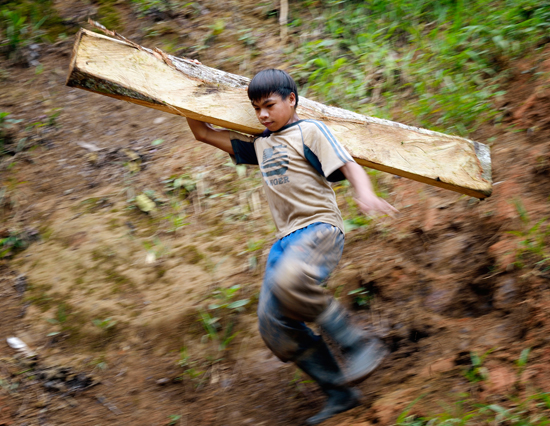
left=1, top=3, right=550, bottom=426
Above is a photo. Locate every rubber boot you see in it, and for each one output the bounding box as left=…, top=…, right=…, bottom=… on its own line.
left=317, top=300, right=388, bottom=385
left=294, top=338, right=361, bottom=425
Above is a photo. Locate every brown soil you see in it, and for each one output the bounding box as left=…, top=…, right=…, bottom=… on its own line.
left=1, top=2, right=550, bottom=425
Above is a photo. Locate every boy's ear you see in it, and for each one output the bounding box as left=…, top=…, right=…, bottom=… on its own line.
left=288, top=92, right=296, bottom=107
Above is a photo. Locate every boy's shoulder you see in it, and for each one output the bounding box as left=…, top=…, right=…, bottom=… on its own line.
left=296, top=120, right=343, bottom=148
left=262, top=119, right=328, bottom=139
left=230, top=120, right=332, bottom=145
left=298, top=119, right=335, bottom=138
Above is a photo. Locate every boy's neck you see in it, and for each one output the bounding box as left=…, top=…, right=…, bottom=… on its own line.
left=285, top=112, right=300, bottom=126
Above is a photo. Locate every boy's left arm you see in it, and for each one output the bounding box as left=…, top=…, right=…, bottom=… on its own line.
left=340, top=162, right=398, bottom=217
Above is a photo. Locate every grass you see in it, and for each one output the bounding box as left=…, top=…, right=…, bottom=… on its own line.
left=0, top=229, right=29, bottom=258
left=397, top=393, right=550, bottom=425
left=94, top=0, right=124, bottom=32
left=194, top=285, right=250, bottom=357
left=0, top=0, right=67, bottom=60
left=396, top=347, right=548, bottom=426
left=462, top=350, right=491, bottom=383
left=509, top=199, right=550, bottom=270
left=292, top=0, right=550, bottom=135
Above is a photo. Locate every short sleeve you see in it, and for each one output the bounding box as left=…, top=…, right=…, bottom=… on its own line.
left=300, top=121, right=355, bottom=182
left=229, top=131, right=258, bottom=165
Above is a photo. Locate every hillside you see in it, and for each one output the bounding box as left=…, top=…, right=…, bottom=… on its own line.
left=1, top=1, right=550, bottom=425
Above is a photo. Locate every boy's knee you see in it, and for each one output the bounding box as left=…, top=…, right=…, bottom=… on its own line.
left=274, top=257, right=303, bottom=287
left=272, top=258, right=328, bottom=321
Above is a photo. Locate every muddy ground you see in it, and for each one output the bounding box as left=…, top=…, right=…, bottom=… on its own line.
left=1, top=1, right=550, bottom=425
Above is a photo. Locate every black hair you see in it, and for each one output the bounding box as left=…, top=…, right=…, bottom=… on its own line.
left=247, top=69, right=299, bottom=108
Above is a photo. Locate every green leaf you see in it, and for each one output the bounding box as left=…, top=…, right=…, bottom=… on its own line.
left=517, top=347, right=531, bottom=368
left=471, top=352, right=481, bottom=367
left=227, top=299, right=249, bottom=309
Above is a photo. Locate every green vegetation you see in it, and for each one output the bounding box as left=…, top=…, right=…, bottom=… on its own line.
left=94, top=0, right=124, bottom=31
left=516, top=347, right=531, bottom=377
left=195, top=285, right=250, bottom=356
left=163, top=173, right=197, bottom=198
left=348, top=286, right=372, bottom=308
left=0, top=228, right=30, bottom=258
left=292, top=0, right=550, bottom=135
left=167, top=414, right=182, bottom=425
left=0, top=0, right=66, bottom=60
left=131, top=0, right=199, bottom=18
left=208, top=285, right=250, bottom=312
left=462, top=350, right=491, bottom=383
left=396, top=392, right=550, bottom=426
left=509, top=199, right=549, bottom=270
left=199, top=309, right=237, bottom=352
left=396, top=348, right=548, bottom=426
left=92, top=317, right=118, bottom=330
left=177, top=346, right=206, bottom=388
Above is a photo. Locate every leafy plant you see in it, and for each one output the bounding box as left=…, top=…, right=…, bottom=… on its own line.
left=131, top=0, right=198, bottom=18
left=208, top=285, right=250, bottom=312
left=343, top=216, right=372, bottom=233
left=480, top=402, right=550, bottom=426
left=293, top=0, right=550, bottom=134
left=167, top=414, right=182, bottom=425
left=163, top=174, right=196, bottom=198
left=199, top=309, right=238, bottom=352
left=508, top=199, right=550, bottom=270
left=238, top=28, right=258, bottom=48
left=463, top=350, right=491, bottom=383
left=532, top=393, right=550, bottom=410
left=177, top=346, right=205, bottom=386
left=1, top=8, right=46, bottom=59
left=516, top=348, right=531, bottom=373
left=196, top=285, right=250, bottom=354
left=0, top=229, right=29, bottom=258
left=92, top=317, right=117, bottom=330
left=395, top=395, right=427, bottom=425
left=164, top=212, right=189, bottom=233
left=348, top=287, right=372, bottom=308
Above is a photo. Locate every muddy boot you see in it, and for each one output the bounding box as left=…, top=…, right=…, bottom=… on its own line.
left=295, top=338, right=361, bottom=425
left=317, top=300, right=388, bottom=385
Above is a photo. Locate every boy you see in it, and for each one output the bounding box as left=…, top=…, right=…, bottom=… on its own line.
left=186, top=69, right=396, bottom=425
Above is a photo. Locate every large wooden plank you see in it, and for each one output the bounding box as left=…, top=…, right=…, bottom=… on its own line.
left=66, top=28, right=492, bottom=198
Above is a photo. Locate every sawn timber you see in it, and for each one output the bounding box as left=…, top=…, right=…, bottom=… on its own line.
left=66, top=28, right=492, bottom=198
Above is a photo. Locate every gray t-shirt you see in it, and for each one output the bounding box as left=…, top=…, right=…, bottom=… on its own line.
left=230, top=119, right=355, bottom=239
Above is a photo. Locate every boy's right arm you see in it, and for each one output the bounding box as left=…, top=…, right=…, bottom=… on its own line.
left=186, top=117, right=234, bottom=155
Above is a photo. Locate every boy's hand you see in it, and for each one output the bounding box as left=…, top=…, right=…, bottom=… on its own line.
left=340, top=161, right=399, bottom=218
left=354, top=194, right=398, bottom=218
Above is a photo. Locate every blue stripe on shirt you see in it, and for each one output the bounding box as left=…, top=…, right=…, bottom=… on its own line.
left=304, top=120, right=353, bottom=163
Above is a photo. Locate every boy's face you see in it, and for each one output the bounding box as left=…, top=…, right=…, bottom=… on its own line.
left=252, top=92, right=297, bottom=132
